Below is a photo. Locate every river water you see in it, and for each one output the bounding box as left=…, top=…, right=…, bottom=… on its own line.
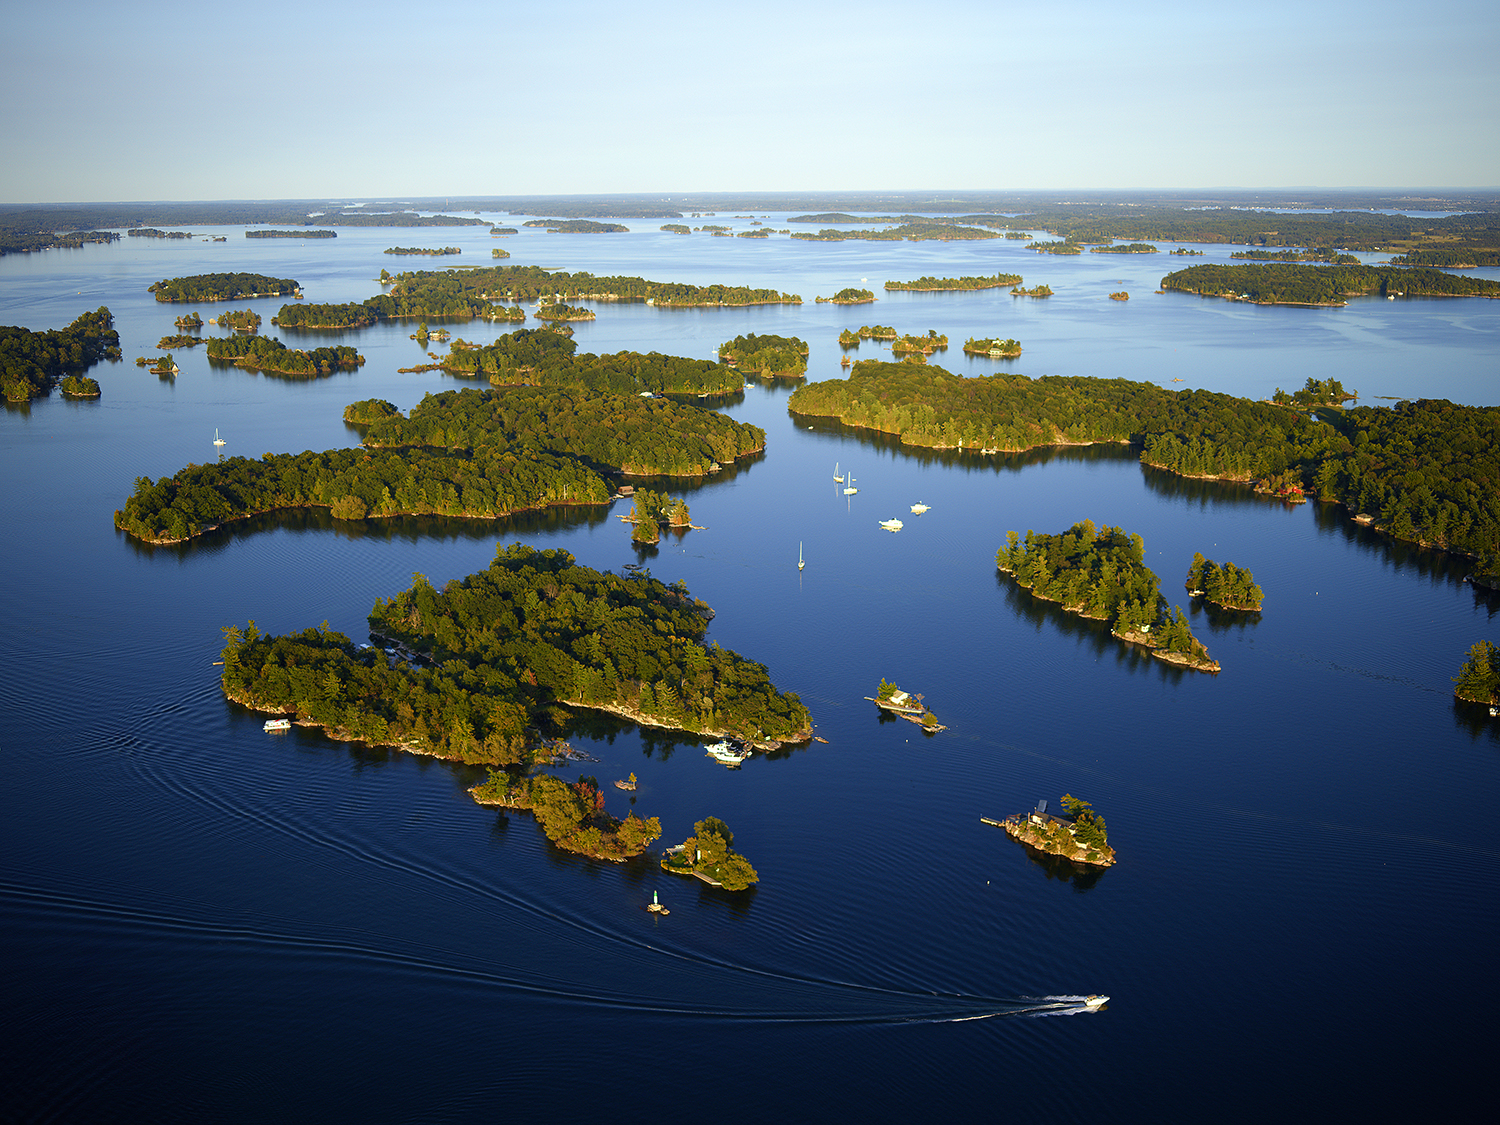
left=3, top=216, right=1497, bottom=1122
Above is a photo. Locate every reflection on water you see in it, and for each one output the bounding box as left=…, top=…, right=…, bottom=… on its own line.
left=1010, top=837, right=1109, bottom=893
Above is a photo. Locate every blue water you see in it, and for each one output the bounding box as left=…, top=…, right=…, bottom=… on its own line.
left=2, top=218, right=1498, bottom=1123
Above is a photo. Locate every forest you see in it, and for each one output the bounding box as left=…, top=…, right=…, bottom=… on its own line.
left=1160, top=263, right=1500, bottom=305
left=60, top=374, right=100, bottom=397
left=1387, top=249, right=1500, bottom=268
left=534, top=303, right=595, bottom=321
left=385, top=246, right=460, bottom=256
left=1452, top=641, right=1500, bottom=706
left=150, top=273, right=300, bottom=302
left=793, top=222, right=999, bottom=242
left=1011, top=284, right=1053, bottom=297
left=213, top=308, right=261, bottom=332
left=0, top=228, right=118, bottom=255
left=127, top=228, right=192, bottom=239
left=246, top=230, right=336, bottom=239
left=522, top=219, right=629, bottom=233
left=718, top=333, right=808, bottom=377
left=272, top=303, right=377, bottom=329
left=471, top=771, right=662, bottom=861
left=997, top=520, right=1216, bottom=670
left=662, top=818, right=758, bottom=890
left=1229, top=248, right=1359, bottom=264
left=0, top=307, right=121, bottom=401
left=816, top=288, right=875, bottom=304
left=788, top=364, right=1500, bottom=566
left=884, top=273, right=1022, bottom=291
left=1184, top=553, right=1263, bottom=611
left=1091, top=243, right=1158, bottom=254
left=203, top=335, right=364, bottom=378
left=660, top=224, right=691, bottom=234
left=1027, top=240, right=1082, bottom=255
left=963, top=337, right=1022, bottom=357
left=435, top=329, right=743, bottom=395
left=220, top=544, right=810, bottom=772
left=116, top=384, right=762, bottom=542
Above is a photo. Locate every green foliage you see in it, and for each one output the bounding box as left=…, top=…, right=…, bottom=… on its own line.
left=1092, top=243, right=1158, bottom=254
left=1027, top=240, right=1082, bottom=255
left=1453, top=640, right=1500, bottom=704
left=522, top=219, right=629, bottom=233
left=1186, top=553, right=1263, bottom=611
left=60, top=374, right=100, bottom=397
left=817, top=288, right=876, bottom=303
left=245, top=229, right=335, bottom=238
left=272, top=303, right=376, bottom=329
left=214, top=308, right=261, bottom=332
left=884, top=273, right=1021, bottom=291
left=1230, top=248, right=1359, bottom=264
left=660, top=223, right=691, bottom=234
left=999, top=519, right=1170, bottom=632
left=676, top=818, right=758, bottom=890
left=0, top=307, right=120, bottom=401
left=384, top=246, right=460, bottom=256
left=793, top=222, right=1000, bottom=242
left=1161, top=263, right=1500, bottom=305
left=1011, top=284, right=1054, bottom=296
left=204, top=334, right=364, bottom=379
left=439, top=329, right=743, bottom=396
left=718, top=333, right=808, bottom=377
left=964, top=338, right=1022, bottom=357
left=149, top=273, right=299, bottom=302
left=533, top=303, right=594, bottom=322
left=343, top=398, right=401, bottom=426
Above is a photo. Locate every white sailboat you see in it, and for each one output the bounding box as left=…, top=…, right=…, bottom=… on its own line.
left=213, top=428, right=225, bottom=448
left=834, top=461, right=843, bottom=483
left=843, top=474, right=857, bottom=496
left=798, top=542, right=805, bottom=571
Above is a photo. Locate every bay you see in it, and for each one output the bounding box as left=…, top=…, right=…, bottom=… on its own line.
left=2, top=214, right=1496, bottom=1123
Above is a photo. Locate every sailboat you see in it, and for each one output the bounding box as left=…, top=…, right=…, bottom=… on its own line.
left=833, top=462, right=843, bottom=483
left=843, top=474, right=857, bottom=496
left=798, top=542, right=805, bottom=571
left=213, top=428, right=225, bottom=448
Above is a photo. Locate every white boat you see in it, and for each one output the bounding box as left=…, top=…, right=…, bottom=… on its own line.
left=834, top=461, right=844, bottom=483
left=705, top=740, right=751, bottom=766
left=880, top=518, right=903, bottom=531
left=798, top=542, right=805, bottom=571
left=263, top=718, right=291, bottom=732
left=843, top=474, right=857, bottom=495
left=910, top=502, right=930, bottom=514
left=1083, top=995, right=1108, bottom=1010
left=213, top=428, right=225, bottom=448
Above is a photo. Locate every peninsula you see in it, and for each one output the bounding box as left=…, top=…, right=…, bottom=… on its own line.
left=1160, top=263, right=1500, bottom=306
left=1452, top=641, right=1500, bottom=707
left=0, top=307, right=120, bottom=401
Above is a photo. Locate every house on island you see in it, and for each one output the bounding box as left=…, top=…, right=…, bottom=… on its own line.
left=1028, top=798, right=1076, bottom=833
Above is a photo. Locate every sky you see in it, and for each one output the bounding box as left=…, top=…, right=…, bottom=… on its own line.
left=4, top=0, right=1497, bottom=203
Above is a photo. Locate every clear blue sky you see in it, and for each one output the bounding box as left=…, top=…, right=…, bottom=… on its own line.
left=5, top=0, right=1496, bottom=203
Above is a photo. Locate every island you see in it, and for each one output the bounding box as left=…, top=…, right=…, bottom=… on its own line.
left=220, top=544, right=811, bottom=761
left=157, top=334, right=203, bottom=349
left=1170, top=247, right=1204, bottom=255
left=1388, top=249, right=1500, bottom=268
left=816, top=288, right=876, bottom=304
left=174, top=313, right=202, bottom=329
left=736, top=229, right=769, bottom=238
left=522, top=219, right=629, bottom=233
left=534, top=303, right=595, bottom=322
left=491, top=248, right=511, bottom=259
left=989, top=795, right=1115, bottom=867
left=211, top=308, right=261, bottom=332
left=135, top=355, right=178, bottom=375
left=1092, top=243, right=1158, bottom=254
left=128, top=228, right=192, bottom=239
left=0, top=229, right=118, bottom=255
left=1186, top=554, right=1263, bottom=611
left=1452, top=641, right=1500, bottom=707
left=150, top=273, right=300, bottom=302
left=1229, top=248, right=1359, bottom=264
left=115, top=383, right=765, bottom=542
left=432, top=328, right=742, bottom=394
left=1011, top=284, right=1054, bottom=297
left=385, top=246, right=461, bottom=256
left=246, top=229, right=336, bottom=239
left=890, top=331, right=949, bottom=356
left=962, top=337, right=1022, bottom=357
left=794, top=222, right=1000, bottom=242
left=662, top=818, right=759, bottom=890
left=869, top=680, right=944, bottom=731
left=490, top=227, right=519, bottom=236
left=471, top=772, right=662, bottom=861
left=271, top=303, right=377, bottom=330
left=60, top=374, right=101, bottom=397
left=204, top=335, right=364, bottom=378
left=1160, top=263, right=1500, bottom=306
left=1109, top=291, right=1129, bottom=301
left=717, top=333, right=808, bottom=378
left=1026, top=240, right=1082, bottom=255
left=885, top=273, right=1022, bottom=291
left=838, top=325, right=897, bottom=346
left=0, top=307, right=120, bottom=401
left=628, top=490, right=692, bottom=544
left=997, top=520, right=1218, bottom=671
left=660, top=224, right=691, bottom=235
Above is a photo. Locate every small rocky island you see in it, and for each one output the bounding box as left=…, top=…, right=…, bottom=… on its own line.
left=987, top=794, right=1115, bottom=867
left=867, top=679, right=945, bottom=731
left=816, top=287, right=876, bottom=304
left=661, top=817, right=758, bottom=890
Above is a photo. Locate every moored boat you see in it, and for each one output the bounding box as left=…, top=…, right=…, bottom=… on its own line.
left=263, top=718, right=291, bottom=732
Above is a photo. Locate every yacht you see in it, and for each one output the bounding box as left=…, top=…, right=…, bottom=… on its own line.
left=263, top=718, right=291, bottom=732
left=705, top=740, right=752, bottom=766
left=880, top=518, right=903, bottom=531
left=910, top=502, right=930, bottom=514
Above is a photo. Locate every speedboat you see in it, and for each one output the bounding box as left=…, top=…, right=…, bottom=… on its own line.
left=910, top=502, right=929, bottom=514
left=1083, top=995, right=1108, bottom=1009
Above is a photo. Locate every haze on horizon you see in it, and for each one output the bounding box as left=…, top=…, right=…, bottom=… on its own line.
left=5, top=0, right=1496, bottom=205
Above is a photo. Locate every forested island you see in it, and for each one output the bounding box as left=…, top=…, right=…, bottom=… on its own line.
left=246, top=230, right=336, bottom=239
left=718, top=333, right=808, bottom=378
left=150, top=273, right=300, bottom=302
left=628, top=489, right=692, bottom=545
left=885, top=273, right=1022, bottom=291
left=1185, top=554, right=1263, bottom=611
left=471, top=772, right=662, bottom=861
left=816, top=288, right=876, bottom=304
left=0, top=307, right=120, bottom=401
left=1452, top=641, right=1500, bottom=707
left=1388, top=249, right=1500, bottom=268
left=272, top=303, right=377, bottom=329
left=436, top=329, right=742, bottom=395
left=385, top=246, right=460, bottom=256
left=660, top=224, right=691, bottom=235
left=0, top=228, right=118, bottom=255
left=1092, top=243, right=1158, bottom=254
left=175, top=312, right=202, bottom=329
left=891, top=331, right=948, bottom=356
left=838, top=325, right=897, bottom=346
left=662, top=818, right=759, bottom=890
left=1012, top=284, right=1053, bottom=297
left=522, top=219, right=629, bottom=234
left=1109, top=292, right=1129, bottom=301
left=1160, top=263, right=1500, bottom=305
left=788, top=364, right=1500, bottom=569
left=998, top=521, right=1218, bottom=671
left=963, top=337, right=1022, bottom=357
left=534, top=303, right=595, bottom=322
left=222, top=544, right=810, bottom=769
left=117, top=383, right=763, bottom=542
left=1027, top=240, right=1082, bottom=255
left=204, top=335, right=364, bottom=378
left=128, top=228, right=192, bottom=239
left=157, top=334, right=203, bottom=349
left=60, top=374, right=101, bottom=397
left=793, top=222, right=999, bottom=242
left=1229, top=248, right=1359, bottom=264
left=490, top=227, right=519, bottom=235
left=212, top=308, right=261, bottom=332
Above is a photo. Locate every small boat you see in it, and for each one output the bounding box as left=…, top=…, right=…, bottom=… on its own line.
left=263, top=718, right=291, bottom=732
left=798, top=541, right=805, bottom=571
left=705, top=740, right=751, bottom=766
left=910, top=502, right=929, bottom=514
left=880, top=518, right=903, bottom=531
left=833, top=462, right=843, bottom=483
left=843, top=474, right=857, bottom=495
left=1083, top=995, right=1108, bottom=1010
left=213, top=428, right=225, bottom=448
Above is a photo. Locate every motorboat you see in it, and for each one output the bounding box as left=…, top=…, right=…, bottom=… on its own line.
left=705, top=740, right=752, bottom=766
left=263, top=718, right=291, bottom=732
left=879, top=518, right=903, bottom=531
left=1083, top=995, right=1108, bottom=1010
left=909, top=502, right=929, bottom=514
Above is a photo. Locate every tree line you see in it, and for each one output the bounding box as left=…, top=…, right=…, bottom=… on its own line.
left=150, top=273, right=300, bottom=302
left=718, top=333, right=808, bottom=377
left=1185, top=553, right=1263, bottom=611
left=0, top=307, right=120, bottom=401
left=436, top=329, right=744, bottom=395
left=884, top=273, right=1022, bottom=291
left=1160, top=263, right=1500, bottom=305
left=246, top=230, right=336, bottom=238
left=203, top=335, right=364, bottom=378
